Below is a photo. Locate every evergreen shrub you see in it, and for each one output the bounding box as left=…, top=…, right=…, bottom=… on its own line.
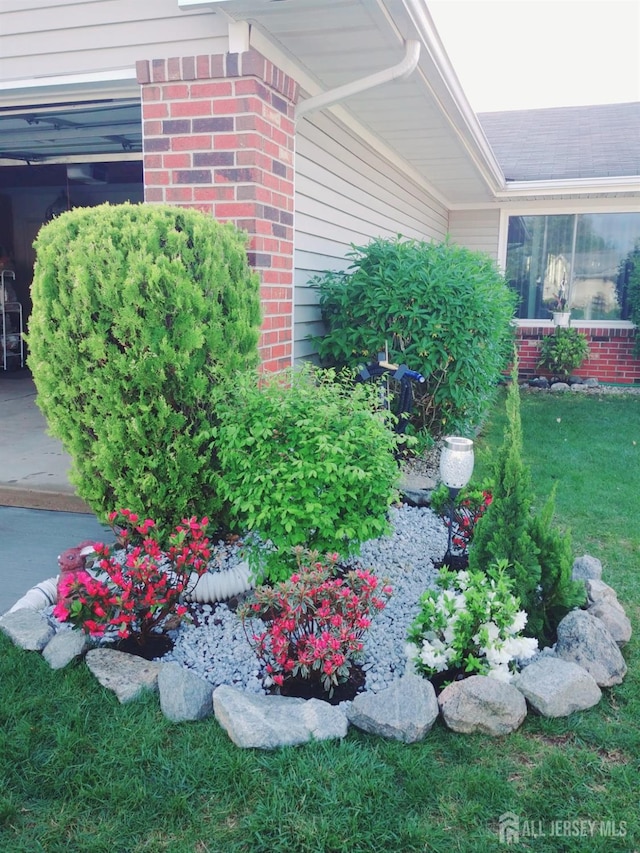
left=27, top=202, right=261, bottom=539
left=311, top=236, right=517, bottom=437
left=215, top=365, right=400, bottom=583
left=469, top=367, right=585, bottom=645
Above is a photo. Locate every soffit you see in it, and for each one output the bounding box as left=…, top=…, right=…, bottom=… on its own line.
left=207, top=0, right=504, bottom=205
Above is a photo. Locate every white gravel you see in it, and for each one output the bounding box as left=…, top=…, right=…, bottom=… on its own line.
left=163, top=504, right=449, bottom=695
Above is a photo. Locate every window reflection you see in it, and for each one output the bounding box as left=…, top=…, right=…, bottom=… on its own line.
left=506, top=213, right=640, bottom=321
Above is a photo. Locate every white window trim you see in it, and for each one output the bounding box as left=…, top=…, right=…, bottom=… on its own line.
left=498, top=205, right=639, bottom=328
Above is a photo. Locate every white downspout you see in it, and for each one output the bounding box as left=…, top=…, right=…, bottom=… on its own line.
left=295, top=40, right=421, bottom=121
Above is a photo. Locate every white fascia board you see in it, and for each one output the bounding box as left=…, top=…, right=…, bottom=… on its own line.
left=0, top=69, right=139, bottom=106
left=400, top=0, right=506, bottom=195
left=496, top=176, right=640, bottom=199
left=178, top=0, right=229, bottom=6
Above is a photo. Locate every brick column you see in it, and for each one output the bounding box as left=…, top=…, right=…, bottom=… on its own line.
left=136, top=51, right=298, bottom=372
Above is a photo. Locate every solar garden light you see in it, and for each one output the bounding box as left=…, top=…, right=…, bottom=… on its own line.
left=439, top=436, right=475, bottom=565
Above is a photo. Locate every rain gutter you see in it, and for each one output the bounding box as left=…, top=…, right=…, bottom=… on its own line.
left=295, top=39, right=421, bottom=121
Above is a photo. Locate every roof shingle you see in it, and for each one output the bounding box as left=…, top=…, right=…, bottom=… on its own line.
left=478, top=102, right=640, bottom=181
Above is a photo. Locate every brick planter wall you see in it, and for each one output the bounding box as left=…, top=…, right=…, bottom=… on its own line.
left=516, top=325, right=640, bottom=384
left=136, top=50, right=298, bottom=373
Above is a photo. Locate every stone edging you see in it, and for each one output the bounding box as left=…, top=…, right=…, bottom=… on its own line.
left=0, top=555, right=632, bottom=749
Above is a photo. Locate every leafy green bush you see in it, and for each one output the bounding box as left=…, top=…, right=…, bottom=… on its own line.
left=311, top=236, right=516, bottom=437
left=469, top=368, right=585, bottom=645
left=215, top=366, right=400, bottom=582
left=27, top=202, right=261, bottom=539
left=537, top=327, right=590, bottom=378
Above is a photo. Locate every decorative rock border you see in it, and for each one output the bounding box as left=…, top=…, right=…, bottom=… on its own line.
left=0, top=554, right=632, bottom=749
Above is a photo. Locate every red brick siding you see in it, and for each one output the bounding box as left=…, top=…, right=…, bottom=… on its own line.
left=515, top=325, right=640, bottom=384
left=136, top=51, right=298, bottom=373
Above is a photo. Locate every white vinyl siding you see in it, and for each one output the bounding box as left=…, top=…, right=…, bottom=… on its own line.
left=447, top=209, right=501, bottom=260
left=294, top=113, right=449, bottom=360
left=0, top=0, right=228, bottom=81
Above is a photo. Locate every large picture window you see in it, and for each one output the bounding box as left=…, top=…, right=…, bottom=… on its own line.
left=506, top=213, right=640, bottom=321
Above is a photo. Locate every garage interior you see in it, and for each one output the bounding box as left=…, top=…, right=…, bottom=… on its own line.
left=0, top=97, right=143, bottom=368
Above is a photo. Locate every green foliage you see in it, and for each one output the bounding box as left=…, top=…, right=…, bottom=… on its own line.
left=1, top=393, right=640, bottom=852
left=527, top=491, right=587, bottom=646
left=469, top=373, right=542, bottom=635
left=215, top=365, right=400, bottom=582
left=26, top=203, right=261, bottom=540
left=311, top=236, right=516, bottom=437
left=537, top=327, right=590, bottom=378
left=470, top=368, right=584, bottom=644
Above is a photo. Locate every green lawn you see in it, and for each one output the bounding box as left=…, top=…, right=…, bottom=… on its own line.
left=1, top=389, right=638, bottom=853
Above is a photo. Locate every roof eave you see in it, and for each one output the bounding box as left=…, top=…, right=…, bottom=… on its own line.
left=496, top=175, right=640, bottom=199
left=400, top=0, right=506, bottom=195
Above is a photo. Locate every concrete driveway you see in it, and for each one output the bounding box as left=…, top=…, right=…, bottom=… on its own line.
left=0, top=370, right=109, bottom=614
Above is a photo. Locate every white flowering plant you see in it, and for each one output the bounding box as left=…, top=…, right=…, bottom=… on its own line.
left=406, top=560, right=538, bottom=683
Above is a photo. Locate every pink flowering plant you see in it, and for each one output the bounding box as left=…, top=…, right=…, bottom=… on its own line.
left=430, top=483, right=493, bottom=553
left=239, top=548, right=392, bottom=697
left=54, top=509, right=211, bottom=646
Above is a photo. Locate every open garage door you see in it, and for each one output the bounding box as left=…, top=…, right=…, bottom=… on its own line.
left=0, top=93, right=143, bottom=344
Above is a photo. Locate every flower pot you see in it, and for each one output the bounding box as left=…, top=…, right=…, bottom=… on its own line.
left=552, top=311, right=571, bottom=327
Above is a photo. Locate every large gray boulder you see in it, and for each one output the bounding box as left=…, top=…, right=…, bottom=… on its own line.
left=0, top=608, right=55, bottom=651
left=347, top=674, right=439, bottom=743
left=572, top=555, right=603, bottom=582
left=438, top=675, right=527, bottom=735
left=42, top=629, right=88, bottom=669
left=513, top=657, right=601, bottom=717
left=213, top=685, right=348, bottom=749
left=586, top=578, right=624, bottom=608
left=587, top=600, right=632, bottom=646
left=555, top=610, right=627, bottom=686
left=85, top=648, right=163, bottom=703
left=158, top=662, right=213, bottom=722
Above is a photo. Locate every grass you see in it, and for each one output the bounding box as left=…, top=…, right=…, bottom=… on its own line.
left=1, top=389, right=639, bottom=853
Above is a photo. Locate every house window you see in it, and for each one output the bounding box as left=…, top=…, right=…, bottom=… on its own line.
left=506, top=213, right=640, bottom=321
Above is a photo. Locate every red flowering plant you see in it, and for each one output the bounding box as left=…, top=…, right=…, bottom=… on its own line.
left=430, top=484, right=493, bottom=553
left=239, top=548, right=392, bottom=697
left=53, top=509, right=211, bottom=648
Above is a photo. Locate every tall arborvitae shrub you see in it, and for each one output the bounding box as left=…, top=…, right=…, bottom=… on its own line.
left=27, top=203, right=261, bottom=538
left=468, top=369, right=543, bottom=636
left=469, top=364, right=585, bottom=644
left=528, top=492, right=586, bottom=645
left=311, top=236, right=516, bottom=437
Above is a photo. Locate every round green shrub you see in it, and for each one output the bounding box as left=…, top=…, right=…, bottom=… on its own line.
left=311, top=236, right=517, bottom=437
left=537, top=327, right=590, bottom=378
left=215, top=366, right=400, bottom=582
left=27, top=202, right=261, bottom=539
